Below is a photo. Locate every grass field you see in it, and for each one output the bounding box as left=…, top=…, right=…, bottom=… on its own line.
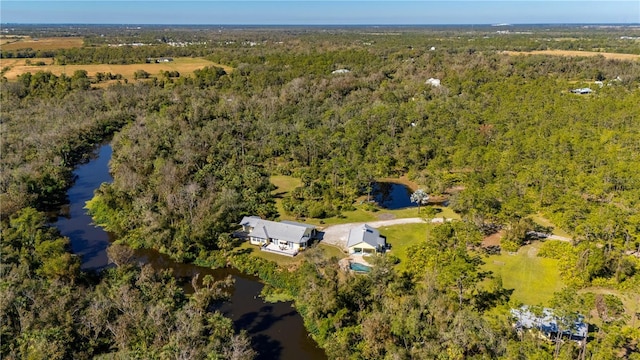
left=1, top=57, right=233, bottom=82
left=505, top=50, right=640, bottom=61
left=1, top=36, right=84, bottom=51
left=378, top=223, right=430, bottom=272
left=482, top=241, right=564, bottom=306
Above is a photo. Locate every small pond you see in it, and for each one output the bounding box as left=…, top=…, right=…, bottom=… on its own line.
left=372, top=182, right=415, bottom=210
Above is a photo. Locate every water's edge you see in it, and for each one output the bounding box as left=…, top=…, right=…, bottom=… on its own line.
left=53, top=143, right=326, bottom=360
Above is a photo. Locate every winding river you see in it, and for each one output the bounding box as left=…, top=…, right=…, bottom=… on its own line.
left=54, top=144, right=326, bottom=360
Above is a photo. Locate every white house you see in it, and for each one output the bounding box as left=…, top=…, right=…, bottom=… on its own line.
left=571, top=87, right=593, bottom=94
left=238, top=216, right=315, bottom=256
left=347, top=224, right=387, bottom=255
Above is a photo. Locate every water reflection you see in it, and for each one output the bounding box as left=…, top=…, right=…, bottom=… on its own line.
left=53, top=144, right=326, bottom=360
left=373, top=182, right=415, bottom=209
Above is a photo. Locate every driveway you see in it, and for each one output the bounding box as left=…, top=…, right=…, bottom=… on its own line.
left=320, top=218, right=449, bottom=250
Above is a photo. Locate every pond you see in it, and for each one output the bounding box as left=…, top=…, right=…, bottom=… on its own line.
left=53, top=143, right=326, bottom=360
left=372, top=181, right=415, bottom=210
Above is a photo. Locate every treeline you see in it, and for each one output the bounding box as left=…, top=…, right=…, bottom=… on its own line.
left=0, top=75, right=142, bottom=216
left=84, top=41, right=640, bottom=286
left=0, top=63, right=255, bottom=359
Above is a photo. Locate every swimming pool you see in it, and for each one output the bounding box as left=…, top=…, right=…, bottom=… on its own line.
left=349, top=262, right=371, bottom=272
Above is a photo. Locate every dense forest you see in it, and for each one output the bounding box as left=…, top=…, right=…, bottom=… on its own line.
left=2, top=25, right=640, bottom=359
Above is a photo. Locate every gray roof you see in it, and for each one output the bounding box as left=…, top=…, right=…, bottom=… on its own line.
left=511, top=306, right=587, bottom=339
left=347, top=224, right=386, bottom=248
left=239, top=216, right=261, bottom=228
left=247, top=219, right=312, bottom=244
left=281, top=220, right=315, bottom=229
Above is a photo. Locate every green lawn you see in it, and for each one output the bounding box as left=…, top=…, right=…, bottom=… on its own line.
left=529, top=213, right=573, bottom=238
left=270, top=175, right=302, bottom=220
left=235, top=240, right=346, bottom=267
left=379, top=223, right=430, bottom=272
left=482, top=242, right=564, bottom=306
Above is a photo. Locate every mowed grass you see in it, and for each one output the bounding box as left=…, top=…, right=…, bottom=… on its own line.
left=378, top=223, right=430, bottom=272
left=1, top=57, right=232, bottom=82
left=529, top=213, right=572, bottom=238
left=1, top=36, right=84, bottom=51
left=482, top=241, right=564, bottom=306
left=504, top=49, right=640, bottom=61
left=270, top=175, right=302, bottom=221
left=271, top=175, right=459, bottom=226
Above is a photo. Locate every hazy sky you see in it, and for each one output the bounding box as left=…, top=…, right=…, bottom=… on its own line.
left=2, top=1, right=639, bottom=25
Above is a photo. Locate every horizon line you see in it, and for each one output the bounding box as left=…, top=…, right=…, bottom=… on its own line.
left=3, top=22, right=640, bottom=26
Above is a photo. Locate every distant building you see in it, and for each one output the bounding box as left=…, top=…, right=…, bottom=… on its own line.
left=332, top=69, right=350, bottom=74
left=571, top=87, right=593, bottom=94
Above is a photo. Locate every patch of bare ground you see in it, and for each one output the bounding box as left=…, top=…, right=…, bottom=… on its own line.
left=377, top=213, right=396, bottom=220
left=482, top=230, right=503, bottom=247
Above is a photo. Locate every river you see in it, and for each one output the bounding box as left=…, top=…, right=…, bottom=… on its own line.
left=54, top=144, right=326, bottom=360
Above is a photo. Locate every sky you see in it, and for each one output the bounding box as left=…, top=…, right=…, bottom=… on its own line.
left=1, top=1, right=639, bottom=25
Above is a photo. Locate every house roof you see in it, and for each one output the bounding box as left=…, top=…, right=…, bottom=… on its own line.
left=246, top=219, right=312, bottom=244
left=347, top=224, right=386, bottom=248
left=511, top=306, right=587, bottom=339
left=281, top=220, right=315, bottom=229
left=571, top=87, right=593, bottom=94
left=239, top=216, right=261, bottom=228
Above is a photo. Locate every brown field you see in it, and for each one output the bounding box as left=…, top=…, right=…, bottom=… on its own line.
left=505, top=50, right=640, bottom=61
left=1, top=37, right=84, bottom=51
left=1, top=57, right=233, bottom=82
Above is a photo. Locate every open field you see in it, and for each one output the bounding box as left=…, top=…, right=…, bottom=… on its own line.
left=379, top=223, right=430, bottom=272
left=0, top=57, right=232, bottom=81
left=1, top=36, right=84, bottom=51
left=504, top=50, right=640, bottom=61
left=482, top=241, right=564, bottom=306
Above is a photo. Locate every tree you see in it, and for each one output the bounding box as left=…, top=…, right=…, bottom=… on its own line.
left=410, top=189, right=430, bottom=214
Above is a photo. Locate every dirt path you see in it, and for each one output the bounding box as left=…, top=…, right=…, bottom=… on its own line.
left=320, top=217, right=449, bottom=250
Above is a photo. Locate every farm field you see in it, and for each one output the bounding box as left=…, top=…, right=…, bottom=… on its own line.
left=0, top=36, right=84, bottom=50
left=505, top=49, right=640, bottom=60
left=0, top=57, right=232, bottom=81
